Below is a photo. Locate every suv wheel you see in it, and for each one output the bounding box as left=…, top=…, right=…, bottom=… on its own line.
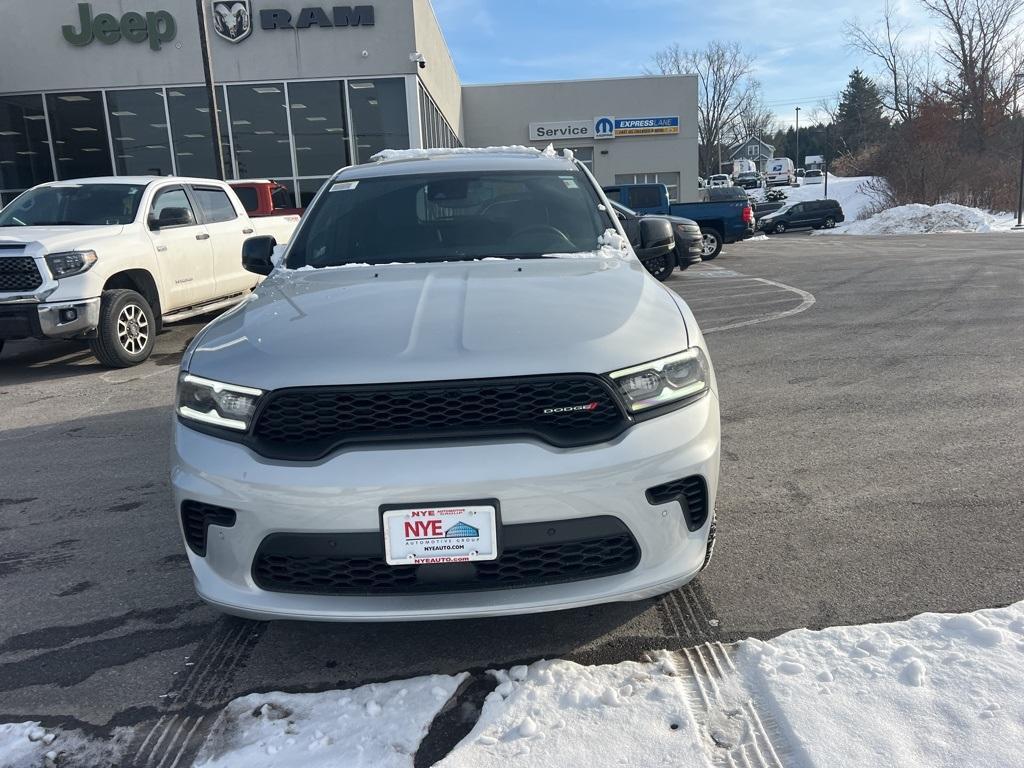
left=89, top=289, right=157, bottom=368
left=774, top=222, right=787, bottom=234
left=643, top=253, right=675, bottom=282
left=824, top=216, right=836, bottom=229
left=699, top=516, right=717, bottom=572
left=700, top=229, right=723, bottom=260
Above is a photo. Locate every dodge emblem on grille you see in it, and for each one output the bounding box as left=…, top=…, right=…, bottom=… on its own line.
left=543, top=402, right=600, bottom=415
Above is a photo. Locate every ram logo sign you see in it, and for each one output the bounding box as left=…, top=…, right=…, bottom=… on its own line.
left=211, top=1, right=252, bottom=43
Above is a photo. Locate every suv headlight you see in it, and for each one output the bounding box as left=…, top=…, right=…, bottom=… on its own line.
left=177, top=374, right=264, bottom=431
left=45, top=250, right=97, bottom=279
left=609, top=348, right=711, bottom=414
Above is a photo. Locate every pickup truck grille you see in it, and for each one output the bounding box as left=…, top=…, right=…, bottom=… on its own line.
left=250, top=375, right=631, bottom=460
left=0, top=256, right=42, bottom=293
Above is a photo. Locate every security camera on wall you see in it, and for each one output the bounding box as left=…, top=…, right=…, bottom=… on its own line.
left=410, top=52, right=427, bottom=69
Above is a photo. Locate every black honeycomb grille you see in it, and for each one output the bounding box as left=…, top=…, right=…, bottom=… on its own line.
left=646, top=475, right=709, bottom=531
left=252, top=517, right=640, bottom=595
left=180, top=501, right=237, bottom=557
left=0, top=256, right=42, bottom=292
left=250, top=376, right=629, bottom=460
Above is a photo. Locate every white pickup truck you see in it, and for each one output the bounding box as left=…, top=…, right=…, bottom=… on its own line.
left=0, top=176, right=299, bottom=367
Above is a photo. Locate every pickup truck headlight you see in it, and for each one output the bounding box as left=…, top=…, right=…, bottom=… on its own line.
left=45, top=250, right=97, bottom=279
left=609, top=348, right=711, bottom=414
left=177, top=374, right=264, bottom=431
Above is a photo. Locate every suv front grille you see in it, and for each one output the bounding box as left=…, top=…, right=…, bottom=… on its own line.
left=0, top=256, right=42, bottom=293
left=252, top=516, right=640, bottom=596
left=250, top=375, right=630, bottom=460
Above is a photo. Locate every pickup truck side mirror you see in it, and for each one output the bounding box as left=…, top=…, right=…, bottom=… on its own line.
left=636, top=218, right=675, bottom=259
left=151, top=206, right=194, bottom=231
left=243, top=235, right=277, bottom=276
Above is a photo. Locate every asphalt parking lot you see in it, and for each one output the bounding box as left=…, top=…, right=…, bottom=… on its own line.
left=2, top=233, right=1023, bottom=764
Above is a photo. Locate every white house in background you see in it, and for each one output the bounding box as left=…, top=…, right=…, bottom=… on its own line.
left=728, top=136, right=776, bottom=172
left=805, top=155, right=825, bottom=170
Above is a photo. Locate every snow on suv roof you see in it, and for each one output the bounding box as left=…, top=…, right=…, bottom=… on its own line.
left=336, top=146, right=579, bottom=180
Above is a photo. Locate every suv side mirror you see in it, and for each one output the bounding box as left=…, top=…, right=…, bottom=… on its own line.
left=636, top=217, right=674, bottom=259
left=151, top=206, right=194, bottom=230
left=243, top=235, right=277, bottom=276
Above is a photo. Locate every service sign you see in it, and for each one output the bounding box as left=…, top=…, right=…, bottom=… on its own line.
left=382, top=503, right=499, bottom=565
left=529, top=120, right=593, bottom=141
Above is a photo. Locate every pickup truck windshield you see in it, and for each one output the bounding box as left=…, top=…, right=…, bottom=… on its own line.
left=0, top=184, right=147, bottom=227
left=286, top=170, right=607, bottom=268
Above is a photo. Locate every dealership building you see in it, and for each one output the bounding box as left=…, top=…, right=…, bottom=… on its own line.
left=0, top=1, right=699, bottom=207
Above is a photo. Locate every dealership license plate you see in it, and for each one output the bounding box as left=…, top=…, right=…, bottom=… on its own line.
left=382, top=503, right=499, bottom=566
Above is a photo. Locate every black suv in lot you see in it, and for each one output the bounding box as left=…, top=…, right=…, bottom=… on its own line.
left=759, top=199, right=845, bottom=234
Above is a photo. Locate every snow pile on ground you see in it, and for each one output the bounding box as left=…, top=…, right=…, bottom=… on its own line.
left=0, top=722, right=126, bottom=767
left=821, top=202, right=1017, bottom=236
left=192, top=673, right=466, bottom=768
left=4, top=603, right=1021, bottom=767
left=735, top=603, right=1024, bottom=767
left=750, top=174, right=883, bottom=221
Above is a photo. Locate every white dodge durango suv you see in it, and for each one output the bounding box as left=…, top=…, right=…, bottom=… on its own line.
left=172, top=147, right=721, bottom=621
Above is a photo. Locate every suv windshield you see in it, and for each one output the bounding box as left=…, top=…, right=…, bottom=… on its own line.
left=287, top=170, right=608, bottom=268
left=0, top=184, right=147, bottom=227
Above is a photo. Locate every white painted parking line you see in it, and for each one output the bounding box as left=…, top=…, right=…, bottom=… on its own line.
left=674, top=266, right=817, bottom=334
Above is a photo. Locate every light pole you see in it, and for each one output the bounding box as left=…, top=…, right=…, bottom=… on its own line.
left=195, top=0, right=227, bottom=181
left=1015, top=73, right=1024, bottom=229
left=795, top=106, right=801, bottom=176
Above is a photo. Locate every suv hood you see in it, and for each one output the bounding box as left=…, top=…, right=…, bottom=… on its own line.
left=0, top=225, right=126, bottom=252
left=188, top=258, right=690, bottom=390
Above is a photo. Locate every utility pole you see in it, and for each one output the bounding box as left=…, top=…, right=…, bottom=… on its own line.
left=824, top=124, right=830, bottom=199
left=795, top=106, right=801, bottom=174
left=195, top=0, right=227, bottom=180
left=1016, top=73, right=1024, bottom=229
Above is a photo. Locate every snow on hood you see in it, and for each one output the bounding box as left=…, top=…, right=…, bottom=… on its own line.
left=372, top=145, right=553, bottom=162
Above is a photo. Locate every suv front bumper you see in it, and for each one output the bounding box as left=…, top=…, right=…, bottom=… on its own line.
left=0, top=298, right=100, bottom=340
left=171, top=392, right=721, bottom=622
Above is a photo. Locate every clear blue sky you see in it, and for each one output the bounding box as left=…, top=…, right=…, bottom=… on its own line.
left=432, top=0, right=937, bottom=127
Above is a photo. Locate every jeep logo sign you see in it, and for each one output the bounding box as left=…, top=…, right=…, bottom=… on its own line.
left=62, top=3, right=176, bottom=51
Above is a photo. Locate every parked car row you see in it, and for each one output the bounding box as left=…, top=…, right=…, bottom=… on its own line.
left=758, top=198, right=845, bottom=233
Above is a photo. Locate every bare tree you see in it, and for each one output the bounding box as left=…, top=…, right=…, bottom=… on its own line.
left=648, top=41, right=759, bottom=174
left=730, top=86, right=778, bottom=145
left=844, top=0, right=931, bottom=122
left=920, top=0, right=1024, bottom=148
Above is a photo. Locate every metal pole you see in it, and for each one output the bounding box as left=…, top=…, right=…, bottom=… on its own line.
left=195, top=0, right=227, bottom=180
left=795, top=106, right=801, bottom=176
left=824, top=124, right=830, bottom=199
left=1016, top=74, right=1024, bottom=228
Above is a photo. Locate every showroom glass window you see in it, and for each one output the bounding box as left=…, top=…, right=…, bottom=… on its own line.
left=288, top=80, right=349, bottom=178
left=167, top=87, right=228, bottom=178
left=348, top=79, right=409, bottom=164
left=226, top=83, right=291, bottom=179
left=45, top=92, right=113, bottom=180
left=106, top=89, right=173, bottom=176
left=0, top=94, right=54, bottom=195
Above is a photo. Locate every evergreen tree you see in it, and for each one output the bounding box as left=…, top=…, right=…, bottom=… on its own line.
left=835, top=69, right=888, bottom=155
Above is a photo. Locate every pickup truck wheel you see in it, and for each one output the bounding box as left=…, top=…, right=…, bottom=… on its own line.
left=700, top=230, right=723, bottom=260
left=89, top=289, right=156, bottom=368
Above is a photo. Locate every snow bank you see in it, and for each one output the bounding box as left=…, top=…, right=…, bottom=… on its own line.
left=821, top=202, right=1017, bottom=235
left=750, top=174, right=883, bottom=221
left=192, top=673, right=466, bottom=768
left=0, top=722, right=126, bottom=767
left=737, top=602, right=1024, bottom=767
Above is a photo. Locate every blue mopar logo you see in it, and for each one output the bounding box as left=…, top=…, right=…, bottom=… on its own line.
left=446, top=522, right=480, bottom=539
left=595, top=117, right=615, bottom=137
